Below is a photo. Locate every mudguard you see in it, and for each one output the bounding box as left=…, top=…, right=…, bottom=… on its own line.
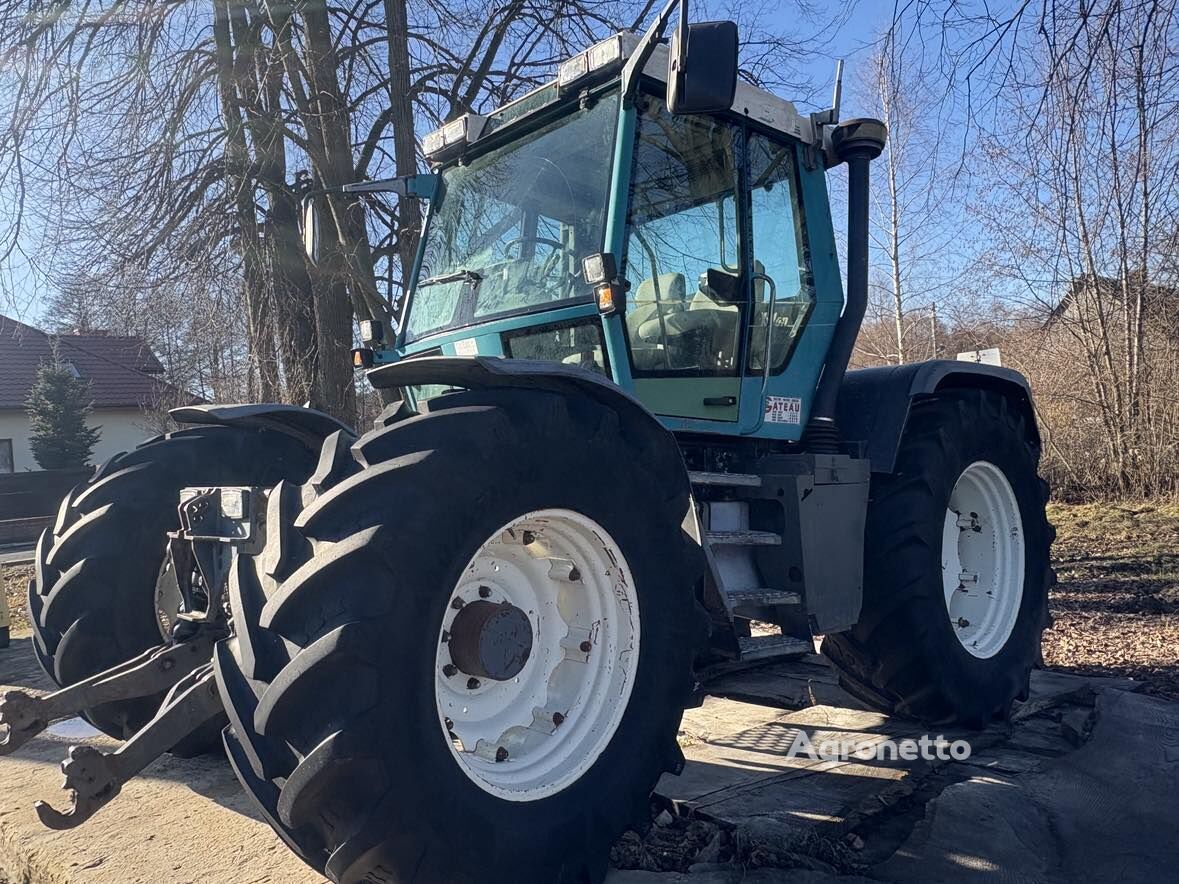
left=836, top=359, right=1040, bottom=474
left=367, top=355, right=694, bottom=513
left=170, top=403, right=354, bottom=448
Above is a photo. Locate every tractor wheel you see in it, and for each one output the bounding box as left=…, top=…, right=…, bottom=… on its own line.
left=215, top=388, right=705, bottom=884
left=29, top=425, right=319, bottom=744
left=823, top=389, right=1054, bottom=727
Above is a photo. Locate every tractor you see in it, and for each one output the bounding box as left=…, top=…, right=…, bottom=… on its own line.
left=0, top=3, right=1052, bottom=882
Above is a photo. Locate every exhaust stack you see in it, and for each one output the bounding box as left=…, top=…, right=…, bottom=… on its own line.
left=807, top=117, right=887, bottom=448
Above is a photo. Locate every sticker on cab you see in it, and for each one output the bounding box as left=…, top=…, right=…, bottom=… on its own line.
left=452, top=338, right=479, bottom=356
left=764, top=396, right=802, bottom=425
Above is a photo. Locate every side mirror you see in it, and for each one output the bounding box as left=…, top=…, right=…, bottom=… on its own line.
left=301, top=196, right=320, bottom=265
left=667, top=21, right=739, bottom=115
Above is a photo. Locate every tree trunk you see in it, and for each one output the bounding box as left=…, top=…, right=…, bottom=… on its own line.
left=213, top=0, right=278, bottom=401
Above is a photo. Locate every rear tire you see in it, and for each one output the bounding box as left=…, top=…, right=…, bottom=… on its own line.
left=29, top=425, right=318, bottom=743
left=216, top=388, right=705, bottom=883
left=823, top=389, right=1053, bottom=726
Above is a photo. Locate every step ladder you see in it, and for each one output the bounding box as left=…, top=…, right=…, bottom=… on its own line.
left=690, top=470, right=809, bottom=663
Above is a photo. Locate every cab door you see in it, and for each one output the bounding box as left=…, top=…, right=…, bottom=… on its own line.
left=619, top=97, right=748, bottom=422
left=736, top=130, right=817, bottom=435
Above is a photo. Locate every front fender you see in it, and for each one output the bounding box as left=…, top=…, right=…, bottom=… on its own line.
left=836, top=360, right=1040, bottom=474
left=170, top=403, right=354, bottom=449
left=367, top=354, right=693, bottom=504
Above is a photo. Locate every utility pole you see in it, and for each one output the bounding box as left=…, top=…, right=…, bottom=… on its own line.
left=930, top=302, right=938, bottom=359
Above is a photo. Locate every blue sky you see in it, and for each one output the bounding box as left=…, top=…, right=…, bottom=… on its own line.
left=2, top=0, right=891, bottom=327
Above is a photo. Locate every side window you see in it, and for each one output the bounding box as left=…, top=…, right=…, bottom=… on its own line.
left=746, top=133, right=814, bottom=373
left=623, top=99, right=744, bottom=375
left=503, top=317, right=609, bottom=376
left=0, top=439, right=12, bottom=473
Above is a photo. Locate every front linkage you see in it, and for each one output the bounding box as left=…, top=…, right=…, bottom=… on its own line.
left=0, top=486, right=266, bottom=826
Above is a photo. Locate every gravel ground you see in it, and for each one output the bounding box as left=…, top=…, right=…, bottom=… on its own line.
left=4, top=501, right=1177, bottom=696
left=1041, top=500, right=1179, bottom=700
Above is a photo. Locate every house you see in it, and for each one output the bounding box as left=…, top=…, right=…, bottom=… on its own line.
left=1045, top=273, right=1179, bottom=330
left=0, top=314, right=198, bottom=473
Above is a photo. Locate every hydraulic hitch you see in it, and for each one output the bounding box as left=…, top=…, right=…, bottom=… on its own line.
left=0, top=484, right=269, bottom=829
left=0, top=633, right=216, bottom=756
left=34, top=664, right=223, bottom=829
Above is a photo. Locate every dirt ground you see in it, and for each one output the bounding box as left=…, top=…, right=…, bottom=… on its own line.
left=1042, top=500, right=1179, bottom=700
left=4, top=500, right=1179, bottom=696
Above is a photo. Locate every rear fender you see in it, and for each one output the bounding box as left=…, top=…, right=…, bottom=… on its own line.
left=835, top=360, right=1040, bottom=474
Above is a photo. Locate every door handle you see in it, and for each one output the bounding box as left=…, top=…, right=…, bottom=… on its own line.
left=703, top=396, right=737, bottom=407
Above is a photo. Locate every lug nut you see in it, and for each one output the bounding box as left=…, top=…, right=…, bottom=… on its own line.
left=451, top=597, right=465, bottom=610
left=443, top=664, right=458, bottom=677
left=957, top=618, right=970, bottom=628
left=579, top=640, right=592, bottom=653
left=444, top=717, right=453, bottom=729
left=441, top=630, right=450, bottom=643
left=522, top=531, right=535, bottom=545
left=467, top=677, right=481, bottom=690
left=478, top=585, right=491, bottom=598
left=552, top=712, right=565, bottom=727
left=568, top=567, right=581, bottom=581
left=495, top=746, right=509, bottom=762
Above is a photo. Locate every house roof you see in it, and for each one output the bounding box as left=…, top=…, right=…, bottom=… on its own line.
left=0, top=314, right=198, bottom=409
left=1047, top=273, right=1179, bottom=328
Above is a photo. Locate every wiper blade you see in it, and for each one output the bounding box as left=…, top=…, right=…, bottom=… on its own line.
left=418, top=269, right=483, bottom=289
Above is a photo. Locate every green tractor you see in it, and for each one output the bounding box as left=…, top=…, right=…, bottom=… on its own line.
left=2, top=4, right=1052, bottom=882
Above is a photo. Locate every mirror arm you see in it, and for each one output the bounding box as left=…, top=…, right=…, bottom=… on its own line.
left=621, top=0, right=686, bottom=108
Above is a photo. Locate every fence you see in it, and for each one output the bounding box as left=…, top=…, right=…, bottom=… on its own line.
left=0, top=468, right=92, bottom=546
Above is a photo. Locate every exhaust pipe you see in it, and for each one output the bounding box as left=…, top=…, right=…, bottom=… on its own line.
left=807, top=118, right=887, bottom=449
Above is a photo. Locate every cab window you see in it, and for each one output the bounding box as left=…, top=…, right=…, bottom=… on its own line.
left=746, top=132, right=814, bottom=373
left=622, top=98, right=744, bottom=376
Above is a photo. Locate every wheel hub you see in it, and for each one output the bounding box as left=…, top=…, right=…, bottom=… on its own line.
left=447, top=600, right=534, bottom=681
left=435, top=508, right=640, bottom=802
left=941, top=460, right=1025, bottom=659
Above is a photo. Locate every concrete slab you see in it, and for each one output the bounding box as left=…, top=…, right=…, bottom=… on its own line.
left=872, top=689, right=1179, bottom=884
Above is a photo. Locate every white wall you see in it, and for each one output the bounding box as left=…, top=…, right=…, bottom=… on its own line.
left=0, top=407, right=158, bottom=472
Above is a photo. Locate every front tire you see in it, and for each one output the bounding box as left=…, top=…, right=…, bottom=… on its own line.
left=29, top=425, right=318, bottom=741
left=823, top=389, right=1053, bottom=726
left=216, top=388, right=705, bottom=883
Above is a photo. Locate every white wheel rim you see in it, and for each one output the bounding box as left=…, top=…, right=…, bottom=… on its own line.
left=435, top=508, right=640, bottom=801
left=941, top=460, right=1025, bottom=659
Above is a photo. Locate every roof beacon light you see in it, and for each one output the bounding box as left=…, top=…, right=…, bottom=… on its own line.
left=422, top=113, right=488, bottom=161
left=558, top=35, right=628, bottom=91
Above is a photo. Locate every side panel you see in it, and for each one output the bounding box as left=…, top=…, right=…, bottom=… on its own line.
left=836, top=360, right=1040, bottom=474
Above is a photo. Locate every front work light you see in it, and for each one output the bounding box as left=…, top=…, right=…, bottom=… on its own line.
left=359, top=319, right=385, bottom=345
left=558, top=35, right=629, bottom=91
left=582, top=252, right=618, bottom=285
left=422, top=114, right=488, bottom=161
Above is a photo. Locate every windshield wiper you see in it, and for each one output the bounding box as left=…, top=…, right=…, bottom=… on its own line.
left=418, top=269, right=483, bottom=289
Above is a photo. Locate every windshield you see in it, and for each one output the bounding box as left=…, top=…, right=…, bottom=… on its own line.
left=406, top=91, right=619, bottom=340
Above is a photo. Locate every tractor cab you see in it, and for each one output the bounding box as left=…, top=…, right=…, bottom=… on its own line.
left=330, top=29, right=851, bottom=441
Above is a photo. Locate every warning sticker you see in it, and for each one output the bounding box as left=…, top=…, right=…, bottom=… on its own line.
left=452, top=338, right=479, bottom=356
left=764, top=396, right=803, bottom=425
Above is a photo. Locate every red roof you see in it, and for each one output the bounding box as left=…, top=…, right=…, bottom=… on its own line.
left=0, top=314, right=197, bottom=409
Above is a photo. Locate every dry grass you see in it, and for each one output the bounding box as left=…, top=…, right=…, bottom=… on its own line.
left=3, top=562, right=32, bottom=634
left=1043, top=500, right=1179, bottom=699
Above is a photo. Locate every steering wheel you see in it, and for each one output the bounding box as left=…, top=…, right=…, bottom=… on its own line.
left=503, top=235, right=571, bottom=291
